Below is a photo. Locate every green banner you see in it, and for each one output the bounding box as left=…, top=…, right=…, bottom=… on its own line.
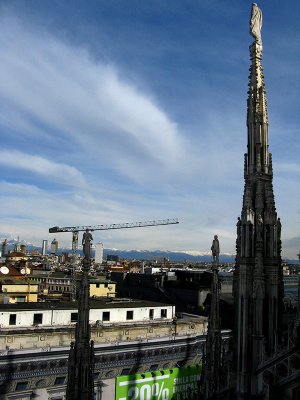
left=115, top=364, right=202, bottom=400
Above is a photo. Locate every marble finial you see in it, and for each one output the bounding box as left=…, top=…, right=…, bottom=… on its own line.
left=250, top=3, right=262, bottom=44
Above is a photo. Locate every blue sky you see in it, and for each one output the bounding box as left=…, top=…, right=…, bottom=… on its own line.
left=0, top=0, right=299, bottom=258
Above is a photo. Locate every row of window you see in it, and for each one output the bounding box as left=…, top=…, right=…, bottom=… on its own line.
left=9, top=296, right=26, bottom=302
left=15, top=372, right=103, bottom=399
left=47, top=286, right=70, bottom=292
left=9, top=313, right=43, bottom=325
left=8, top=308, right=169, bottom=326
left=102, top=308, right=167, bottom=322
left=95, top=283, right=110, bottom=288
left=15, top=376, right=66, bottom=391
left=32, top=278, right=70, bottom=285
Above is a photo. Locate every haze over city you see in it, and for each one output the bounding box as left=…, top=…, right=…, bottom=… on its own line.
left=0, top=0, right=299, bottom=258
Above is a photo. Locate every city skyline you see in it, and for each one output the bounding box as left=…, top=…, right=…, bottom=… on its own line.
left=0, top=1, right=299, bottom=258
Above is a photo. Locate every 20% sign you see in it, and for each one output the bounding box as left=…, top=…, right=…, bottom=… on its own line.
left=119, top=377, right=170, bottom=400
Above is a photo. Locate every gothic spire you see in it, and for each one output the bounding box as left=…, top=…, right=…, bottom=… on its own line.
left=234, top=4, right=283, bottom=399
left=204, top=259, right=222, bottom=398
left=66, top=233, right=95, bottom=400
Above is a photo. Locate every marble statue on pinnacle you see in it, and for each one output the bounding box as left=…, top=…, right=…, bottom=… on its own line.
left=211, top=235, right=220, bottom=264
left=250, top=3, right=262, bottom=44
left=82, top=229, right=93, bottom=259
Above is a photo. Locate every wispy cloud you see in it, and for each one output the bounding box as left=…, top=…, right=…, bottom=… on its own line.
left=0, top=16, right=185, bottom=185
left=0, top=150, right=86, bottom=187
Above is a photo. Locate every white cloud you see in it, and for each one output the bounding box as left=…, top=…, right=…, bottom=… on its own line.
left=0, top=180, right=129, bottom=244
left=0, top=150, right=86, bottom=187
left=0, top=16, right=185, bottom=185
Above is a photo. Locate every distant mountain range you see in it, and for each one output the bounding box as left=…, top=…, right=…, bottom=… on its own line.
left=102, top=248, right=236, bottom=263
left=1, top=237, right=299, bottom=263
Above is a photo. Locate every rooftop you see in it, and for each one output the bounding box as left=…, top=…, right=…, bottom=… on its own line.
left=0, top=297, right=174, bottom=311
left=0, top=277, right=37, bottom=285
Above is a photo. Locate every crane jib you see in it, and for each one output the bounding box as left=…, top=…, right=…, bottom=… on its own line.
left=48, top=218, right=179, bottom=233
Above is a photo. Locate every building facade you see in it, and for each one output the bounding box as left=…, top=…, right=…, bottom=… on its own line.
left=0, top=299, right=175, bottom=331
left=95, top=243, right=104, bottom=265
left=0, top=278, right=38, bottom=303
left=0, top=299, right=210, bottom=399
left=42, top=241, right=48, bottom=256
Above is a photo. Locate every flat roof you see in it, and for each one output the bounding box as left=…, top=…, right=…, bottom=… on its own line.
left=0, top=298, right=174, bottom=311
left=0, top=278, right=37, bottom=285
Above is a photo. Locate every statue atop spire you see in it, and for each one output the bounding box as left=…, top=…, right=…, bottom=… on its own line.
left=250, top=3, right=263, bottom=45
left=82, top=229, right=93, bottom=259
left=211, top=235, right=220, bottom=264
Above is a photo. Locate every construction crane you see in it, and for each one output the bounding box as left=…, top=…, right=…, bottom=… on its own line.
left=49, top=218, right=179, bottom=233
left=49, top=218, right=179, bottom=250
left=49, top=218, right=179, bottom=300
